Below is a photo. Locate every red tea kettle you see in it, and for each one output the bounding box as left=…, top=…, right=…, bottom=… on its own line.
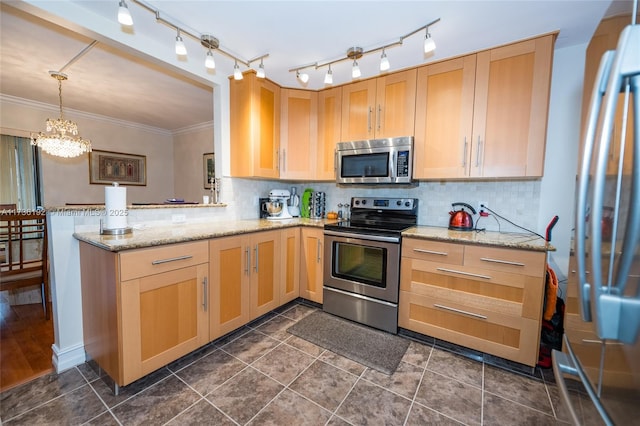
left=449, top=202, right=476, bottom=231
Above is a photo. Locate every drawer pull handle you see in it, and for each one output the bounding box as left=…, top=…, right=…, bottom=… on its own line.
left=434, top=303, right=487, bottom=320
left=151, top=255, right=193, bottom=265
left=480, top=257, right=525, bottom=267
left=414, top=248, right=448, bottom=256
left=436, top=267, right=491, bottom=280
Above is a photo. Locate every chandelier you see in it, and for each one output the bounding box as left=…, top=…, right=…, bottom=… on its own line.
left=31, top=71, right=92, bottom=158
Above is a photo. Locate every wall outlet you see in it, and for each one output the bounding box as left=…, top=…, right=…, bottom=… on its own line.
left=478, top=201, right=488, bottom=213
left=172, top=214, right=186, bottom=224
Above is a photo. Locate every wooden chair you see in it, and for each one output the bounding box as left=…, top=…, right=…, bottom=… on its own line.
left=0, top=212, right=49, bottom=319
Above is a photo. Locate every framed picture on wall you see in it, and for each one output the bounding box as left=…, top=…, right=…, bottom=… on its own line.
left=89, top=150, right=147, bottom=186
left=203, top=153, right=215, bottom=189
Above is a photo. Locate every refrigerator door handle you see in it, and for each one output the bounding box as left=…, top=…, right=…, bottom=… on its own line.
left=576, top=49, right=615, bottom=322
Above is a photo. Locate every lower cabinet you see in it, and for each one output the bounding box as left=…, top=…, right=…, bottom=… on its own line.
left=281, top=227, right=300, bottom=304
left=79, top=240, right=209, bottom=387
left=399, top=238, right=547, bottom=366
left=209, top=230, right=281, bottom=340
left=300, top=227, right=324, bottom=303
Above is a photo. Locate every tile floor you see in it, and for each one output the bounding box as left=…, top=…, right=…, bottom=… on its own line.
left=0, top=301, right=601, bottom=425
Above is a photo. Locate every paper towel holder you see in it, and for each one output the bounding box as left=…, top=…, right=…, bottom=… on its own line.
left=101, top=182, right=133, bottom=235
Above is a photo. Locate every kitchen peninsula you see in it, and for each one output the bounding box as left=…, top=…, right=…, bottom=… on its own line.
left=72, top=215, right=554, bottom=389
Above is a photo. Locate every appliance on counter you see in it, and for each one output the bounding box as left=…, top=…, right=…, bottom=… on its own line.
left=262, top=189, right=293, bottom=220
left=552, top=20, right=640, bottom=425
left=310, top=191, right=326, bottom=219
left=448, top=202, right=476, bottom=231
left=258, top=198, right=271, bottom=218
left=288, top=187, right=300, bottom=217
left=336, top=136, right=414, bottom=184
left=323, top=197, right=418, bottom=333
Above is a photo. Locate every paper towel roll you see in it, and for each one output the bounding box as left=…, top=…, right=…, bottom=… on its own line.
left=105, top=183, right=128, bottom=230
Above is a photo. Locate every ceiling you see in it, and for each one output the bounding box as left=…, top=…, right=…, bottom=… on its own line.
left=1, top=1, right=634, bottom=132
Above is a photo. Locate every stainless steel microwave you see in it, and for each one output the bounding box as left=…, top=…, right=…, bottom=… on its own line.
left=336, top=136, right=414, bottom=184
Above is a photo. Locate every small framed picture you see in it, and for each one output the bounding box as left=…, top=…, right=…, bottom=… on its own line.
left=89, top=150, right=146, bottom=186
left=203, top=153, right=215, bottom=189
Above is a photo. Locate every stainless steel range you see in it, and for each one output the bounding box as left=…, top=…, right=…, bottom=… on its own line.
left=323, top=197, right=418, bottom=333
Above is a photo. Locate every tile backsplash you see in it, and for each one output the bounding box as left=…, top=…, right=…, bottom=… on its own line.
left=230, top=178, right=542, bottom=235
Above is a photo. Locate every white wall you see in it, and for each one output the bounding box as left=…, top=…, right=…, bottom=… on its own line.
left=173, top=122, right=214, bottom=203
left=0, top=96, right=176, bottom=206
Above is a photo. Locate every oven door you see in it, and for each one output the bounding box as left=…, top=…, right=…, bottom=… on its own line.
left=323, top=230, right=400, bottom=303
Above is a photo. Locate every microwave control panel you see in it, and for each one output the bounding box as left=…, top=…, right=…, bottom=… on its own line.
left=396, top=150, right=410, bottom=177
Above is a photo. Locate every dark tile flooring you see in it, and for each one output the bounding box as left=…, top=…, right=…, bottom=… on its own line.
left=0, top=301, right=602, bottom=425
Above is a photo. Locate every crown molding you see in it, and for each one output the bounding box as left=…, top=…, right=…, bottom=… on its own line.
left=172, top=120, right=214, bottom=135
left=0, top=93, right=173, bottom=136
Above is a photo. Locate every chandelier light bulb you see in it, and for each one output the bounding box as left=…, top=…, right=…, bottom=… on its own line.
left=256, top=60, right=265, bottom=79
left=175, top=29, right=187, bottom=56
left=117, top=0, right=133, bottom=26
left=324, top=66, right=333, bottom=85
left=205, top=49, right=216, bottom=69
left=379, top=50, right=390, bottom=71
left=352, top=60, right=361, bottom=79
left=233, top=61, right=243, bottom=80
left=424, top=31, right=436, bottom=53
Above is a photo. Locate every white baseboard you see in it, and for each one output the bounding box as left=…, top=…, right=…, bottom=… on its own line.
left=52, top=343, right=86, bottom=373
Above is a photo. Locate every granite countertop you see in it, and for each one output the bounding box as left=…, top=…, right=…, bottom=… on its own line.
left=402, top=226, right=555, bottom=252
left=73, top=218, right=331, bottom=252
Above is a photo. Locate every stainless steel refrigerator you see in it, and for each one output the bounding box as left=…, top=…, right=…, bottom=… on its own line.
left=552, top=12, right=640, bottom=426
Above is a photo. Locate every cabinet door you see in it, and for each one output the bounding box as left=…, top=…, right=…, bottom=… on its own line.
left=280, top=227, right=300, bottom=304
left=300, top=228, right=323, bottom=303
left=341, top=79, right=377, bottom=141
left=120, top=263, right=209, bottom=384
left=280, top=89, right=318, bottom=180
left=375, top=69, right=417, bottom=138
left=249, top=230, right=281, bottom=319
left=209, top=235, right=250, bottom=340
left=471, top=35, right=554, bottom=178
left=414, top=57, right=476, bottom=179
left=230, top=71, right=280, bottom=178
left=316, top=87, right=342, bottom=180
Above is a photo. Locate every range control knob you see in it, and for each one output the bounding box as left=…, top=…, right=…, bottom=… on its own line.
left=361, top=199, right=367, bottom=205
left=405, top=201, right=411, bottom=207
left=354, top=200, right=360, bottom=206
left=396, top=200, right=402, bottom=206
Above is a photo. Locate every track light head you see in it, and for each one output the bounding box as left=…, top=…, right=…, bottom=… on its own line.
left=175, top=29, right=187, bottom=55
left=296, top=70, right=309, bottom=84
left=256, top=59, right=266, bottom=78
left=117, top=0, right=133, bottom=26
left=324, top=66, right=333, bottom=85
left=205, top=50, right=216, bottom=69
left=424, top=30, right=436, bottom=53
left=352, top=60, right=361, bottom=79
left=379, top=50, right=390, bottom=71
left=233, top=61, right=243, bottom=80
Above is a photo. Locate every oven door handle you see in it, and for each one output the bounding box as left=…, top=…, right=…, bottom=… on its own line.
left=323, top=230, right=400, bottom=244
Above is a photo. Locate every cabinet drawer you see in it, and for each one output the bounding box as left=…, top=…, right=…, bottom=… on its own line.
left=464, top=245, right=546, bottom=277
left=120, top=241, right=209, bottom=281
left=402, top=239, right=463, bottom=265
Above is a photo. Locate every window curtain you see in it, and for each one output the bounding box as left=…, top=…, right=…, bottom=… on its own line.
left=1, top=135, right=39, bottom=210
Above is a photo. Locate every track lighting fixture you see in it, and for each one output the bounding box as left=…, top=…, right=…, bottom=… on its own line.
left=324, top=65, right=333, bottom=85
left=175, top=29, right=187, bottom=56
left=256, top=58, right=265, bottom=79
left=424, top=30, right=436, bottom=54
left=289, top=18, right=440, bottom=85
left=233, top=61, right=243, bottom=80
left=117, top=0, right=133, bottom=26
left=205, top=49, right=216, bottom=69
left=379, top=49, right=390, bottom=71
left=297, top=70, right=309, bottom=84
left=117, top=2, right=268, bottom=76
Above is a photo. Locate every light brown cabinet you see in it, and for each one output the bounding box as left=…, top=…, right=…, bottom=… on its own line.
left=316, top=87, right=342, bottom=180
left=229, top=71, right=281, bottom=178
left=280, top=227, right=300, bottom=304
left=280, top=89, right=318, bottom=180
left=414, top=35, right=554, bottom=179
left=399, top=238, right=547, bottom=366
left=209, top=230, right=281, bottom=340
left=341, top=69, right=417, bottom=141
left=300, top=227, right=324, bottom=303
left=79, top=240, right=209, bottom=387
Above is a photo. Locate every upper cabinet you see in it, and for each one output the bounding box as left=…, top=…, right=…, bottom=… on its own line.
left=341, top=69, right=417, bottom=141
left=316, top=87, right=342, bottom=180
left=230, top=71, right=281, bottom=178
left=280, top=89, right=318, bottom=180
left=414, top=35, right=555, bottom=179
